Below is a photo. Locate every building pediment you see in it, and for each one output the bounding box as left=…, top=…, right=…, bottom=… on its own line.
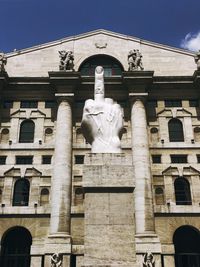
left=6, top=29, right=195, bottom=57
left=5, top=29, right=196, bottom=77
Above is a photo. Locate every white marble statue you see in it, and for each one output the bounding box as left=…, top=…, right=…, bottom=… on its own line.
left=81, top=66, right=124, bottom=153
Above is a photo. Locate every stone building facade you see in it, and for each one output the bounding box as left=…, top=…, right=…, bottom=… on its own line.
left=0, top=29, right=200, bottom=267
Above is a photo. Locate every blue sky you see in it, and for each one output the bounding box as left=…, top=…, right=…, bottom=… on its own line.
left=1, top=0, right=200, bottom=53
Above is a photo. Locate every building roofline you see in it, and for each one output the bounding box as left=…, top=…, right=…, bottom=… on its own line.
left=6, top=29, right=195, bottom=58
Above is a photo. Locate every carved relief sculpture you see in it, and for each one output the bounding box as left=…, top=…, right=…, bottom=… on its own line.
left=51, top=253, right=62, bottom=267
left=0, top=53, right=7, bottom=73
left=95, top=42, right=108, bottom=49
left=128, top=49, right=144, bottom=71
left=81, top=66, right=124, bottom=153
left=59, top=50, right=74, bottom=71
left=195, top=50, right=200, bottom=70
left=142, top=252, right=155, bottom=267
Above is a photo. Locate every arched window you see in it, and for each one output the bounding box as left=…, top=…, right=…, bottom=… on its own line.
left=155, top=187, right=165, bottom=205
left=0, top=226, right=32, bottom=267
left=168, top=119, right=184, bottom=142
left=79, top=55, right=123, bottom=77
left=13, top=179, right=30, bottom=206
left=173, top=225, right=200, bottom=267
left=40, top=188, right=49, bottom=205
left=19, top=120, right=35, bottom=143
left=74, top=187, right=84, bottom=205
left=1, top=128, right=9, bottom=143
left=174, top=177, right=192, bottom=205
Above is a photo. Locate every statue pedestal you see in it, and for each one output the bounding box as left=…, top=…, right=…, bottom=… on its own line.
left=44, top=234, right=71, bottom=267
left=82, top=153, right=136, bottom=267
left=135, top=233, right=162, bottom=266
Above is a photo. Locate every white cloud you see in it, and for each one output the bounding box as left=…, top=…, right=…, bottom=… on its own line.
left=180, top=31, right=200, bottom=52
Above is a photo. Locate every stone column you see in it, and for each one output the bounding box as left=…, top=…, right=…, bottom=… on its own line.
left=130, top=94, right=155, bottom=234
left=50, top=93, right=73, bottom=235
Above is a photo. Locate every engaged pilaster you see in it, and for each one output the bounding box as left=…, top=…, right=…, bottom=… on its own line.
left=130, top=94, right=155, bottom=234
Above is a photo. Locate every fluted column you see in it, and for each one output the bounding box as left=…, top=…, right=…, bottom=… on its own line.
left=130, top=94, right=155, bottom=234
left=50, top=93, right=73, bottom=235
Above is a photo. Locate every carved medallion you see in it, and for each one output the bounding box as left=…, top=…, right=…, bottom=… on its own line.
left=95, top=42, right=108, bottom=49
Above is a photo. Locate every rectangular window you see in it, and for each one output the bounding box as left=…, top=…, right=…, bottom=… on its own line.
left=189, top=99, right=199, bottom=107
left=171, top=155, right=187, bottom=163
left=3, top=101, right=13, bottom=108
left=42, top=155, right=52, bottom=164
left=20, top=101, right=38, bottom=108
left=152, top=155, right=161, bottom=163
left=0, top=156, right=6, bottom=165
left=45, top=101, right=56, bottom=108
left=74, top=176, right=82, bottom=182
left=165, top=100, right=182, bottom=107
left=197, top=155, right=200, bottom=163
left=16, top=156, right=33, bottom=164
left=75, top=155, right=84, bottom=164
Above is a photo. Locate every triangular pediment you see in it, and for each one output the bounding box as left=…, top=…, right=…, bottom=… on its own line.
left=162, top=166, right=200, bottom=176
left=4, top=167, right=42, bottom=177
left=4, top=167, right=21, bottom=177
left=183, top=166, right=200, bottom=175
left=157, top=108, right=192, bottom=118
left=5, top=29, right=196, bottom=77
left=11, top=109, right=46, bottom=119
left=162, top=166, right=180, bottom=176
left=6, top=29, right=195, bottom=57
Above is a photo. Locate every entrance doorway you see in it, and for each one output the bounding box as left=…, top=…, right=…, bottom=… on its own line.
left=0, top=226, right=32, bottom=267
left=173, top=225, right=200, bottom=267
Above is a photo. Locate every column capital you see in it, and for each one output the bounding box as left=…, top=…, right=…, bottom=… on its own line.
left=55, top=93, right=74, bottom=103
left=129, top=92, right=148, bottom=104
left=123, top=70, right=154, bottom=93
left=49, top=71, right=80, bottom=95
